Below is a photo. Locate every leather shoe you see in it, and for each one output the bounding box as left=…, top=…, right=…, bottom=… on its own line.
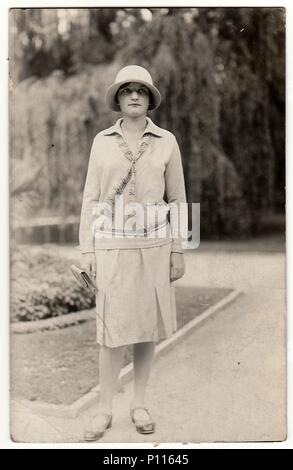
left=84, top=412, right=112, bottom=441
left=130, top=406, right=155, bottom=434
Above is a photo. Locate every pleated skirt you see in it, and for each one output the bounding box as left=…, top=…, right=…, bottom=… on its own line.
left=94, top=242, right=177, bottom=348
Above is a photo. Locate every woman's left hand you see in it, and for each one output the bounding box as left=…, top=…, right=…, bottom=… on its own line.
left=170, top=252, right=185, bottom=282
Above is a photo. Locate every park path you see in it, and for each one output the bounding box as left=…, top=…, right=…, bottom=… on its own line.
left=11, top=238, right=286, bottom=443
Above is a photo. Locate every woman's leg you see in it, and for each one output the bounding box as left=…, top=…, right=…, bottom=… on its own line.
left=132, top=341, right=156, bottom=409
left=99, top=344, right=126, bottom=413
left=84, top=344, right=126, bottom=438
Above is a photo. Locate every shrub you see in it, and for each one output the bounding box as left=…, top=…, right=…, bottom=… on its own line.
left=10, top=246, right=95, bottom=322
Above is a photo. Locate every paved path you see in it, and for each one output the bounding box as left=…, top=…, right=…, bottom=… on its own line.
left=11, top=241, right=286, bottom=443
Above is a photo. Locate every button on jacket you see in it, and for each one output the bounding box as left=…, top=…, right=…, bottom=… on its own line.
left=79, top=116, right=187, bottom=254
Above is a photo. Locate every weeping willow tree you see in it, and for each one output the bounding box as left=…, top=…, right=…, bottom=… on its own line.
left=119, top=7, right=285, bottom=236
left=10, top=7, right=285, bottom=238
left=215, top=8, right=285, bottom=224
left=119, top=9, right=252, bottom=238
left=10, top=62, right=122, bottom=224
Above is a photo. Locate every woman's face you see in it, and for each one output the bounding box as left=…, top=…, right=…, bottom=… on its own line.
left=117, top=82, right=150, bottom=117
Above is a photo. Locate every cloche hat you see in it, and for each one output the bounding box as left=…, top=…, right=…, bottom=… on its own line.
left=105, top=65, right=161, bottom=112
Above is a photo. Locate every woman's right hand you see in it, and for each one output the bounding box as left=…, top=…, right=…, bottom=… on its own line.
left=81, top=253, right=96, bottom=278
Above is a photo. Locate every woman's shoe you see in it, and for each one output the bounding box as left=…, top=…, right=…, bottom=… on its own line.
left=130, top=406, right=155, bottom=434
left=84, top=412, right=112, bottom=442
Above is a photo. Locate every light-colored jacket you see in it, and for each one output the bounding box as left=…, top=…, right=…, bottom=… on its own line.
left=79, top=116, right=187, bottom=254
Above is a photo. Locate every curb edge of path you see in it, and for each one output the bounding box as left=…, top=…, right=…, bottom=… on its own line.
left=11, top=309, right=96, bottom=334
left=16, top=289, right=243, bottom=419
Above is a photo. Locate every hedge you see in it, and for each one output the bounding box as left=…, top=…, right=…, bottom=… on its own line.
left=11, top=247, right=95, bottom=322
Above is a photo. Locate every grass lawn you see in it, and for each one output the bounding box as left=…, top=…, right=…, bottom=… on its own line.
left=11, top=286, right=231, bottom=405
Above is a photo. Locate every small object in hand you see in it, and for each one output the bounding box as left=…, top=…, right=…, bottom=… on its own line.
left=70, top=264, right=97, bottom=292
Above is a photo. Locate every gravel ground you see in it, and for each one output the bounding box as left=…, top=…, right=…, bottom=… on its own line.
left=10, top=237, right=286, bottom=443
left=10, top=286, right=230, bottom=405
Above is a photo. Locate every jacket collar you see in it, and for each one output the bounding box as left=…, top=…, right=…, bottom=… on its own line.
left=102, top=117, right=163, bottom=138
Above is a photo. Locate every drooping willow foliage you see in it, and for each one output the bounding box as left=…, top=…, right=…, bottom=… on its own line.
left=10, top=62, right=122, bottom=223
left=10, top=7, right=285, bottom=238
left=216, top=8, right=285, bottom=224
left=120, top=7, right=285, bottom=237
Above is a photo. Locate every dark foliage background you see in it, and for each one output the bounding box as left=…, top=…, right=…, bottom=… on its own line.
left=9, top=7, right=285, bottom=239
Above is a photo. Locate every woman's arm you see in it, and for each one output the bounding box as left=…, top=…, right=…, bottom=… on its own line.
left=79, top=136, right=101, bottom=255
left=165, top=135, right=187, bottom=254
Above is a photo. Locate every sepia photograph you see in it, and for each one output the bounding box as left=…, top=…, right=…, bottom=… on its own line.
left=9, top=6, right=286, bottom=444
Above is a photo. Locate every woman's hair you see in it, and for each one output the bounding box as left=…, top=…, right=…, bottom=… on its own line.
left=115, top=82, right=153, bottom=109
left=114, top=82, right=131, bottom=106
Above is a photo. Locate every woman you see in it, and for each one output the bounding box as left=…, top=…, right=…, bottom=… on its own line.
left=79, top=65, right=187, bottom=441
